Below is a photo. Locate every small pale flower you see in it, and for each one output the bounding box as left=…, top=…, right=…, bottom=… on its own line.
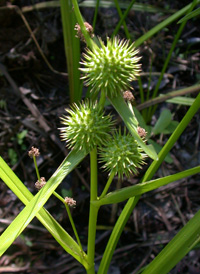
left=75, top=22, right=94, bottom=42
left=28, top=146, right=40, bottom=158
left=35, top=177, right=46, bottom=190
left=137, top=126, right=147, bottom=139
left=65, top=197, right=76, bottom=207
left=123, top=90, right=135, bottom=102
left=99, top=128, right=146, bottom=178
left=80, top=37, right=141, bottom=97
left=60, top=100, right=114, bottom=152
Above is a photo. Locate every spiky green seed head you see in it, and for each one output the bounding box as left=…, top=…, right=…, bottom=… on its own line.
left=80, top=37, right=141, bottom=97
left=60, top=100, right=114, bottom=152
left=99, top=129, right=146, bottom=178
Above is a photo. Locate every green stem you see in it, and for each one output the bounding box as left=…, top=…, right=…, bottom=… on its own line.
left=87, top=147, right=99, bottom=273
left=53, top=191, right=84, bottom=255
left=64, top=204, right=84, bottom=255
left=92, top=0, right=100, bottom=31
left=113, top=0, right=131, bottom=39
left=72, top=0, right=96, bottom=50
left=60, top=0, right=81, bottom=103
left=99, top=170, right=115, bottom=199
left=33, top=155, right=40, bottom=181
left=98, top=93, right=200, bottom=273
left=98, top=91, right=106, bottom=111
left=111, top=0, right=136, bottom=38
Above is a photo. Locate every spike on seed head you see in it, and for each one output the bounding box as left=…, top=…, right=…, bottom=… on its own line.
left=59, top=100, right=114, bottom=152
left=99, top=128, right=147, bottom=179
left=80, top=37, right=141, bottom=97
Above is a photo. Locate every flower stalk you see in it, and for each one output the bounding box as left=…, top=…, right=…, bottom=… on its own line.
left=53, top=191, right=84, bottom=255
left=29, top=148, right=84, bottom=256
left=71, top=0, right=95, bottom=50
left=99, top=170, right=115, bottom=199
left=87, top=147, right=99, bottom=273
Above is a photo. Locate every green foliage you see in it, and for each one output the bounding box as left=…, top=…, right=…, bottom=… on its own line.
left=99, top=128, right=146, bottom=178
left=60, top=100, right=114, bottom=152
left=8, top=130, right=28, bottom=165
left=0, top=99, right=6, bottom=110
left=8, top=148, right=18, bottom=165
left=0, top=1, right=200, bottom=274
left=178, top=7, right=200, bottom=23
left=80, top=37, right=141, bottom=97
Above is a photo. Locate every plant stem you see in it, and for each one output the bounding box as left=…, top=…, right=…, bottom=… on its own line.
left=72, top=0, right=95, bottom=50
left=60, top=0, right=81, bottom=103
left=53, top=191, right=84, bottom=255
left=98, top=91, right=106, bottom=111
left=113, top=0, right=131, bottom=39
left=111, top=0, right=136, bottom=38
left=98, top=93, right=200, bottom=273
left=99, top=170, right=115, bottom=199
left=92, top=0, right=100, bottom=30
left=33, top=155, right=40, bottom=181
left=87, top=147, right=99, bottom=273
left=147, top=0, right=198, bottom=120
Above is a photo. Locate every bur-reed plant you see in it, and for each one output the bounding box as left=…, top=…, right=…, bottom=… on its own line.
left=0, top=1, right=200, bottom=274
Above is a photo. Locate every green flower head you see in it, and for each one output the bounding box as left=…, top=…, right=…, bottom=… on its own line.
left=80, top=37, right=141, bottom=97
left=60, top=100, right=114, bottom=152
left=99, top=128, right=146, bottom=178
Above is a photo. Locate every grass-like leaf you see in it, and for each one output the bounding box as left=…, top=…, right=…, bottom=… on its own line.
left=152, top=109, right=172, bottom=135
left=178, top=7, right=200, bottom=23
left=60, top=0, right=81, bottom=102
left=134, top=1, right=200, bottom=48
left=109, top=94, right=158, bottom=160
left=95, top=166, right=200, bottom=206
left=0, top=150, right=89, bottom=268
left=141, top=209, right=200, bottom=274
left=98, top=93, right=200, bottom=274
left=166, top=96, right=195, bottom=106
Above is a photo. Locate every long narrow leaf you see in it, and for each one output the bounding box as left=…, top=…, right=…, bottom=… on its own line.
left=0, top=149, right=89, bottom=269
left=109, top=94, right=158, bottom=160
left=60, top=0, right=81, bottom=102
left=178, top=7, right=200, bottom=23
left=0, top=155, right=88, bottom=267
left=141, top=209, right=200, bottom=274
left=22, top=1, right=176, bottom=14
left=134, top=1, right=200, bottom=48
left=98, top=93, right=200, bottom=274
left=95, top=166, right=200, bottom=206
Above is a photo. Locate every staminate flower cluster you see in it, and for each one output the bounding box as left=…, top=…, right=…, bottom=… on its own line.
left=35, top=177, right=46, bottom=190
left=137, top=126, right=147, bottom=140
left=123, top=90, right=135, bottom=102
left=74, top=22, right=94, bottom=42
left=80, top=37, right=141, bottom=97
left=65, top=197, right=76, bottom=207
left=60, top=100, right=114, bottom=152
left=99, top=129, right=146, bottom=178
left=28, top=146, right=40, bottom=158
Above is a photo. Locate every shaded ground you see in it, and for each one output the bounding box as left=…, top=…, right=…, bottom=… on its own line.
left=0, top=1, right=200, bottom=273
